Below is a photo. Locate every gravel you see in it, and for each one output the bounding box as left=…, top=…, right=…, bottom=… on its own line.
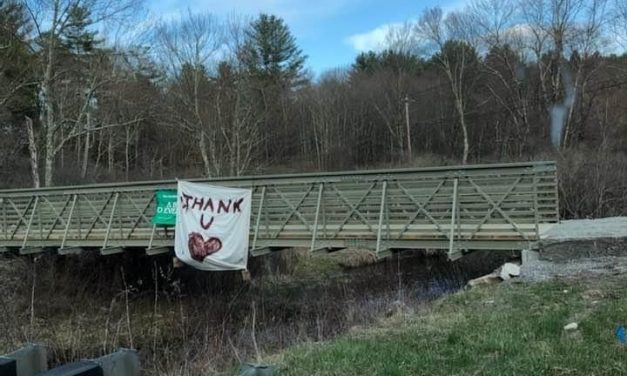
left=521, top=217, right=627, bottom=281
left=541, top=217, right=627, bottom=242
left=521, top=256, right=627, bottom=282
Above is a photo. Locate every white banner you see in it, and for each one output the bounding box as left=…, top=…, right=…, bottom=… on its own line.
left=174, top=181, right=251, bottom=271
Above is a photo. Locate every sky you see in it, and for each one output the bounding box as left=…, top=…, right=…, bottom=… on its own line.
left=148, top=0, right=468, bottom=75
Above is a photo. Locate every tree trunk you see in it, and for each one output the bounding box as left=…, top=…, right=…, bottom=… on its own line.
left=81, top=112, right=91, bottom=179
left=125, top=126, right=130, bottom=181
left=41, top=76, right=56, bottom=187
left=25, top=116, right=40, bottom=188
left=457, top=100, right=470, bottom=165
left=108, top=130, right=114, bottom=173
left=198, top=130, right=212, bottom=177
left=44, top=134, right=55, bottom=187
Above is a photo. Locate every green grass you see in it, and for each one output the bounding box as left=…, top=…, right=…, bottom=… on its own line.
left=273, top=276, right=627, bottom=375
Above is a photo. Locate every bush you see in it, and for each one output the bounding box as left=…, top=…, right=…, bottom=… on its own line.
left=557, top=148, right=627, bottom=219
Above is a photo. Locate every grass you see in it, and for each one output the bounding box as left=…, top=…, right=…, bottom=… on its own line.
left=273, top=276, right=627, bottom=375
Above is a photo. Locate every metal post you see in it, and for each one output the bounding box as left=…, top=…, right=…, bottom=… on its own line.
left=61, top=194, right=78, bottom=250
left=376, top=181, right=388, bottom=254
left=102, top=193, right=119, bottom=250
left=448, top=178, right=458, bottom=256
left=21, top=196, right=39, bottom=250
left=2, top=199, right=6, bottom=240
left=310, top=183, right=324, bottom=252
left=404, top=95, right=412, bottom=161
left=148, top=224, right=157, bottom=250
left=533, top=174, right=540, bottom=239
left=77, top=195, right=82, bottom=239
left=457, top=183, right=461, bottom=241
left=252, top=186, right=265, bottom=250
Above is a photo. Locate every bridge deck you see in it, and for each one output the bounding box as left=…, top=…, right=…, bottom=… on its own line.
left=0, top=161, right=559, bottom=259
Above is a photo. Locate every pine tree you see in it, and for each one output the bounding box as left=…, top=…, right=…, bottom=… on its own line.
left=0, top=0, right=34, bottom=114
left=241, top=14, right=307, bottom=88
left=61, top=5, right=102, bottom=55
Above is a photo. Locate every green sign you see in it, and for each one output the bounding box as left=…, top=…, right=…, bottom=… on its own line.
left=152, top=190, right=178, bottom=226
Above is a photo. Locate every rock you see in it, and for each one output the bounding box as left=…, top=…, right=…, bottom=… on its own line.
left=498, top=262, right=521, bottom=280
left=466, top=273, right=501, bottom=289
left=564, top=322, right=578, bottom=331
left=466, top=262, right=522, bottom=289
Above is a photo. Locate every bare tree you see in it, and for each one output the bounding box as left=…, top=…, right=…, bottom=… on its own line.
left=415, top=7, right=479, bottom=163
left=155, top=11, right=223, bottom=177
left=468, top=0, right=535, bottom=156
left=520, top=0, right=610, bottom=148
left=23, top=0, right=141, bottom=186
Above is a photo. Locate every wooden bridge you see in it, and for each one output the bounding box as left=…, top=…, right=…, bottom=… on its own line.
left=0, top=161, right=559, bottom=260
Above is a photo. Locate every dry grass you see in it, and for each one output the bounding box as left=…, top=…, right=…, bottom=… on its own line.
left=0, top=249, right=507, bottom=374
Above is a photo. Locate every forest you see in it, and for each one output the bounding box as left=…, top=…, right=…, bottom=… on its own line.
left=1, top=0, right=627, bottom=219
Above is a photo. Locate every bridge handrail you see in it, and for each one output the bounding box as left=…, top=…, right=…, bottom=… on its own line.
left=0, top=161, right=555, bottom=196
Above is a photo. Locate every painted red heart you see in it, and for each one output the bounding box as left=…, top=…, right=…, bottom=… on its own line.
left=188, top=232, right=223, bottom=261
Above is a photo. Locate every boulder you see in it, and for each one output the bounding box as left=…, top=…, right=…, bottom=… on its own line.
left=498, top=262, right=521, bottom=280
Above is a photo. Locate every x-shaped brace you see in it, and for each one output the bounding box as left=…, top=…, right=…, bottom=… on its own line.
left=125, top=193, right=155, bottom=239
left=8, top=197, right=34, bottom=238
left=84, top=193, right=114, bottom=238
left=396, top=180, right=448, bottom=239
left=467, top=177, right=522, bottom=240
left=272, top=185, right=315, bottom=238
left=330, top=182, right=377, bottom=237
left=467, top=177, right=530, bottom=240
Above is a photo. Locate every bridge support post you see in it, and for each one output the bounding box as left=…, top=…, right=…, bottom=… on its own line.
left=21, top=197, right=39, bottom=251
left=101, top=193, right=119, bottom=252
left=376, top=181, right=388, bottom=254
left=251, top=186, right=266, bottom=253
left=522, top=249, right=540, bottom=264
left=310, top=183, right=324, bottom=253
left=448, top=178, right=459, bottom=258
left=60, top=195, right=78, bottom=251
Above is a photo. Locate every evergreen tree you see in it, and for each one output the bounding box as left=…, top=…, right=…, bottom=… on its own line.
left=61, top=5, right=102, bottom=55
left=352, top=49, right=425, bottom=76
left=0, top=0, right=34, bottom=114
left=241, top=14, right=307, bottom=88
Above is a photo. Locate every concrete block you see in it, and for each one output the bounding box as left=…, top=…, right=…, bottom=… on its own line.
left=522, top=249, right=540, bottom=264
left=4, top=343, right=47, bottom=376
left=58, top=247, right=84, bottom=255
left=92, top=349, right=139, bottom=376
left=100, top=247, right=124, bottom=256
left=19, top=248, right=46, bottom=255
left=145, top=247, right=171, bottom=256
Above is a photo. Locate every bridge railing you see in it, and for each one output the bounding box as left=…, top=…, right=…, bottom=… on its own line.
left=0, top=161, right=558, bottom=259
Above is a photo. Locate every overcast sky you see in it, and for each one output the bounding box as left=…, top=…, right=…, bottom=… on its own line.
left=148, top=0, right=468, bottom=75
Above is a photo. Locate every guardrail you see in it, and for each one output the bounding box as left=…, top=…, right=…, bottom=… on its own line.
left=0, top=345, right=138, bottom=376
left=0, top=161, right=558, bottom=259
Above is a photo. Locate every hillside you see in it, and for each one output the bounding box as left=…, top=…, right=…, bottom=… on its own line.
left=271, top=274, right=627, bottom=375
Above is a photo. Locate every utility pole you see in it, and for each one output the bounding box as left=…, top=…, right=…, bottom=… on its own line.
left=404, top=95, right=412, bottom=162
